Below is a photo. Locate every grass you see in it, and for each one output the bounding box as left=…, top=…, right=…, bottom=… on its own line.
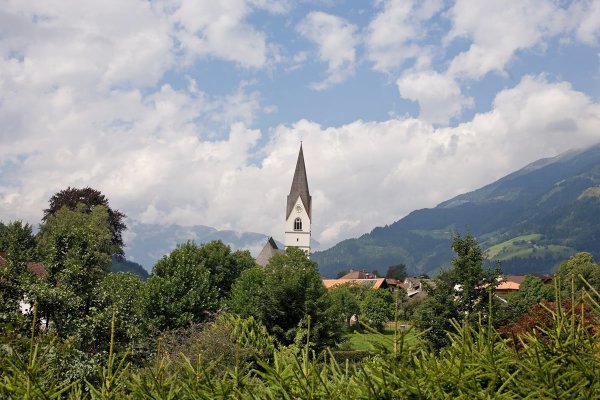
left=486, top=233, right=542, bottom=258
left=485, top=233, right=574, bottom=261
left=345, top=327, right=419, bottom=351
left=578, top=186, right=600, bottom=200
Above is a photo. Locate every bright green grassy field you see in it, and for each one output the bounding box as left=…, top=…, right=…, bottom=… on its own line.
left=486, top=233, right=542, bottom=259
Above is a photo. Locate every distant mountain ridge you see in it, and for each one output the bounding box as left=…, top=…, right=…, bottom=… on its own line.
left=313, top=143, right=600, bottom=278
left=121, top=223, right=271, bottom=272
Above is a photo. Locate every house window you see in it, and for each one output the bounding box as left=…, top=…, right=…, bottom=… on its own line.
left=294, top=217, right=302, bottom=231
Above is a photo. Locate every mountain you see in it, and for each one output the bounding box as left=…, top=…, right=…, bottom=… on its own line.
left=121, top=223, right=273, bottom=272
left=313, top=143, right=600, bottom=278
left=110, top=255, right=149, bottom=279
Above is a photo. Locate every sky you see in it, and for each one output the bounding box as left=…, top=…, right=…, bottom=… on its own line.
left=1, top=0, right=600, bottom=254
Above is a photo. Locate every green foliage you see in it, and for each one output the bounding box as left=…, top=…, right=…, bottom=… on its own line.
left=498, top=275, right=554, bottom=325
left=3, top=270, right=600, bottom=398
left=385, top=263, right=407, bottom=280
left=33, top=205, right=114, bottom=340
left=193, top=240, right=255, bottom=298
left=37, top=204, right=114, bottom=273
left=447, top=233, right=500, bottom=318
left=162, top=314, right=275, bottom=374
left=141, top=242, right=219, bottom=331
left=412, top=282, right=460, bottom=349
left=328, top=283, right=362, bottom=327
left=0, top=220, right=38, bottom=322
left=345, top=328, right=418, bottom=351
left=87, top=273, right=145, bottom=355
left=0, top=220, right=37, bottom=262
left=228, top=266, right=268, bottom=321
left=43, top=186, right=127, bottom=255
left=412, top=233, right=501, bottom=349
left=556, top=252, right=600, bottom=297
left=230, top=247, right=343, bottom=348
left=360, top=289, right=393, bottom=330
left=139, top=240, right=253, bottom=333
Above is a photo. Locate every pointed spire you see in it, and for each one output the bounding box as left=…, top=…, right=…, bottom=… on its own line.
left=287, top=144, right=311, bottom=219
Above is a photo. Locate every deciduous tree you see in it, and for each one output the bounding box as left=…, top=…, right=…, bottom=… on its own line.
left=360, top=289, right=394, bottom=331
left=230, top=248, right=342, bottom=348
left=412, top=233, right=501, bottom=349
left=556, top=252, right=600, bottom=297
left=43, top=187, right=126, bottom=255
left=0, top=221, right=37, bottom=323
left=140, top=242, right=219, bottom=332
left=386, top=263, right=407, bottom=281
left=33, top=205, right=114, bottom=338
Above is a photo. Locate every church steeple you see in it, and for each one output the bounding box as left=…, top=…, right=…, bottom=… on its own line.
left=287, top=144, right=311, bottom=219
left=285, top=144, right=311, bottom=254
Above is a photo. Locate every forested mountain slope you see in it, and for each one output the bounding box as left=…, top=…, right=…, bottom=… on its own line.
left=314, top=143, right=600, bottom=277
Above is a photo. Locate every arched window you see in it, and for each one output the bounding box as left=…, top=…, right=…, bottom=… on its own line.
left=294, top=217, right=302, bottom=231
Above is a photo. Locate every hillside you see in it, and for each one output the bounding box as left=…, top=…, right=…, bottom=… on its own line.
left=313, top=143, right=600, bottom=277
left=110, top=255, right=149, bottom=280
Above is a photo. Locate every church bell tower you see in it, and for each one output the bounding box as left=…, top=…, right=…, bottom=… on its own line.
left=285, top=144, right=311, bottom=254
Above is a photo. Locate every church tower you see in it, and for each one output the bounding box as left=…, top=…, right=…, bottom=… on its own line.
left=285, top=144, right=311, bottom=254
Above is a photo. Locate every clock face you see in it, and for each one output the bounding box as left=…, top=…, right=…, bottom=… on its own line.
left=296, top=205, right=303, bottom=213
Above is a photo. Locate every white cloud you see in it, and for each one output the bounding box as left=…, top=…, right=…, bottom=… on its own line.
left=396, top=70, right=473, bottom=125
left=297, top=11, right=358, bottom=90
left=0, top=0, right=173, bottom=90
left=365, top=0, right=444, bottom=72
left=573, top=0, right=600, bottom=44
left=259, top=75, right=600, bottom=246
left=0, top=0, right=270, bottom=233
left=445, top=0, right=568, bottom=79
left=1, top=1, right=600, bottom=256
left=170, top=0, right=273, bottom=68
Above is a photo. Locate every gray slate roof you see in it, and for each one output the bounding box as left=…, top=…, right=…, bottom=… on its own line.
left=256, top=237, right=283, bottom=266
left=287, top=144, right=312, bottom=219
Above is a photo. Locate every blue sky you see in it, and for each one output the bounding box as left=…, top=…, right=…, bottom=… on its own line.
left=1, top=0, right=600, bottom=254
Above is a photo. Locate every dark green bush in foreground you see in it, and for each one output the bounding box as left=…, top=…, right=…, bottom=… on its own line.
left=2, top=286, right=600, bottom=399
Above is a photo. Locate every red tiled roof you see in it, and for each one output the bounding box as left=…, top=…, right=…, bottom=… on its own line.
left=27, top=262, right=48, bottom=278
left=0, top=252, right=48, bottom=279
left=496, top=275, right=528, bottom=291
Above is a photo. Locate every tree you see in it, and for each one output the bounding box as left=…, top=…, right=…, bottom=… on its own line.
left=43, top=187, right=126, bottom=255
left=556, top=252, right=600, bottom=297
left=194, top=240, right=255, bottom=298
left=517, top=275, right=554, bottom=304
left=412, top=233, right=501, bottom=349
left=497, top=275, right=554, bottom=326
left=33, top=205, right=114, bottom=338
left=360, top=289, right=394, bottom=331
left=386, top=264, right=407, bottom=281
left=140, top=242, right=219, bottom=332
left=0, top=220, right=37, bottom=261
left=445, top=233, right=500, bottom=319
left=0, top=221, right=38, bottom=323
left=328, top=283, right=362, bottom=328
left=230, top=248, right=342, bottom=348
left=336, top=270, right=349, bottom=278
left=80, top=272, right=145, bottom=354
left=412, top=282, right=460, bottom=349
left=228, top=267, right=268, bottom=322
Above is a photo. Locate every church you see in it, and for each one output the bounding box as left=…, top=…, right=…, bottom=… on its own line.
left=256, top=144, right=312, bottom=266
